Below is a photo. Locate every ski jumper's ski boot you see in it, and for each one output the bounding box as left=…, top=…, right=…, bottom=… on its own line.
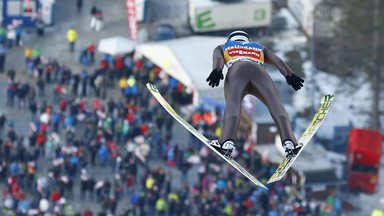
left=209, top=140, right=236, bottom=157
left=282, top=139, right=302, bottom=157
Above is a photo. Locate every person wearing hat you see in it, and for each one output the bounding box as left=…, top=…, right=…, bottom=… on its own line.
left=206, top=30, right=304, bottom=156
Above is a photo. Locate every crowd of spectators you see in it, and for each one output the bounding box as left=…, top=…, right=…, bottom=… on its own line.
left=0, top=35, right=343, bottom=216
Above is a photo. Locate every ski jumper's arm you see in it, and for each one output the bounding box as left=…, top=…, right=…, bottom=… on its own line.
left=212, top=44, right=225, bottom=70
left=263, top=46, right=293, bottom=77
left=206, top=44, right=225, bottom=88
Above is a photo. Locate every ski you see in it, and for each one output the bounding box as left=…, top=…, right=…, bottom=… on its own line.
left=147, top=83, right=268, bottom=190
left=267, top=94, right=334, bottom=184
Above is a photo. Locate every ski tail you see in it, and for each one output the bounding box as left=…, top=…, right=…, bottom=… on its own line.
left=147, top=83, right=268, bottom=190
left=267, top=94, right=334, bottom=184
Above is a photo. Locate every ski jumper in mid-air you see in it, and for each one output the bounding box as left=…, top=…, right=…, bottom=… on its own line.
left=206, top=30, right=304, bottom=156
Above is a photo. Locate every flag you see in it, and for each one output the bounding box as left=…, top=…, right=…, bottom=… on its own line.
left=126, top=0, right=138, bottom=41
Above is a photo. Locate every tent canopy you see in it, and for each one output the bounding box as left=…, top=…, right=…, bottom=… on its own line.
left=135, top=36, right=227, bottom=102
left=98, top=36, right=136, bottom=56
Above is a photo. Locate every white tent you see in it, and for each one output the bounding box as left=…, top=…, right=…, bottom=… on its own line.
left=98, top=36, right=136, bottom=56
left=135, top=36, right=228, bottom=104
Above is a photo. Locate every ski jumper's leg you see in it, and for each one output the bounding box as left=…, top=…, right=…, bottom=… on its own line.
left=219, top=63, right=250, bottom=144
left=248, top=63, right=298, bottom=144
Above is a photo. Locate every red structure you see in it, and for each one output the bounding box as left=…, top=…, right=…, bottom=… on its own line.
left=347, top=128, right=383, bottom=193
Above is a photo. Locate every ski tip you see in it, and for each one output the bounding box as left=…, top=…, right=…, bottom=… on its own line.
left=146, top=83, right=153, bottom=88
left=146, top=83, right=159, bottom=92
left=267, top=173, right=285, bottom=184
left=321, top=94, right=334, bottom=103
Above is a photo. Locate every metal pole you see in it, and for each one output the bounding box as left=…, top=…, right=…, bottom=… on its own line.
left=310, top=7, right=316, bottom=116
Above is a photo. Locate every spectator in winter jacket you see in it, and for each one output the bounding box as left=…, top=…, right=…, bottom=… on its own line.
left=84, top=208, right=93, bottom=216
left=32, top=45, right=42, bottom=58
left=88, top=42, right=96, bottom=64
left=15, top=24, right=22, bottom=46
left=0, top=113, right=6, bottom=135
left=114, top=56, right=124, bottom=79
left=98, top=144, right=109, bottom=167
left=29, top=101, right=38, bottom=121
left=81, top=69, right=89, bottom=97
left=66, top=27, right=78, bottom=52
left=0, top=44, right=7, bottom=73
left=6, top=83, right=16, bottom=107
left=76, top=0, right=83, bottom=13
left=6, top=25, right=16, bottom=49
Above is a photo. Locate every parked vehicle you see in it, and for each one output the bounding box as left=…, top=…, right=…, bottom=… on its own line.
left=155, top=24, right=176, bottom=41
left=347, top=128, right=383, bottom=193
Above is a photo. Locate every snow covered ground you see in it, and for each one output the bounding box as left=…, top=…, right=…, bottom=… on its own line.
left=274, top=8, right=384, bottom=215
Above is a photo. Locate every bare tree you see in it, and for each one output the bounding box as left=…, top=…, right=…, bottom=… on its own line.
left=314, top=0, right=384, bottom=130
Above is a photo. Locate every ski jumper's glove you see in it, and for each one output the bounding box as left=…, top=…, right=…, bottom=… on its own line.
left=286, top=74, right=304, bottom=91
left=206, top=69, right=224, bottom=87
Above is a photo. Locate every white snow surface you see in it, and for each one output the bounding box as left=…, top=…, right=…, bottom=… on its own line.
left=278, top=8, right=300, bottom=29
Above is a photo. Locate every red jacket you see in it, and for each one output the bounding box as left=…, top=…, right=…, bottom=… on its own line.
left=60, top=100, right=67, bottom=111
left=100, top=59, right=109, bottom=70
left=37, top=133, right=46, bottom=146
left=84, top=210, right=93, bottom=216
left=141, top=124, right=149, bottom=135
left=115, top=58, right=124, bottom=70
left=88, top=44, right=95, bottom=53
left=126, top=112, right=134, bottom=124
left=51, top=191, right=61, bottom=202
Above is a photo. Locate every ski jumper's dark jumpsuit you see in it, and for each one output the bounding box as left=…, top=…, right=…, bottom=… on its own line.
left=212, top=41, right=298, bottom=145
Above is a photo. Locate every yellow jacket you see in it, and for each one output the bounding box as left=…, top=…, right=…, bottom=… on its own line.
left=24, top=48, right=32, bottom=58
left=118, top=78, right=127, bottom=89
left=145, top=177, right=155, bottom=189
left=372, top=209, right=384, bottom=216
left=67, top=29, right=78, bottom=42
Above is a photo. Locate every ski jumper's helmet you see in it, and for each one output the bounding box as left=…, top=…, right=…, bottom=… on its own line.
left=227, top=30, right=251, bottom=42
